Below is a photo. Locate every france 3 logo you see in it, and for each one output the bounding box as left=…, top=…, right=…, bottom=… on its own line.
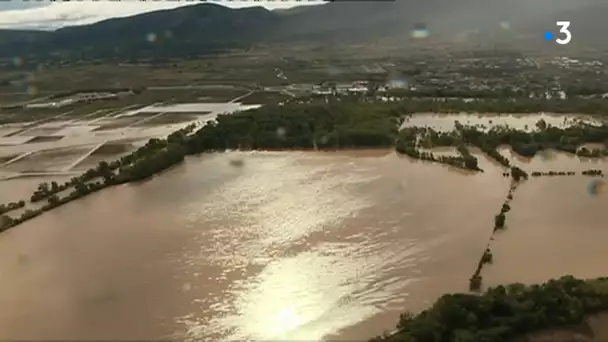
left=545, top=21, right=572, bottom=45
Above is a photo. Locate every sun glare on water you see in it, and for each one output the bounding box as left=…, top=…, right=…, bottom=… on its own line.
left=269, top=306, right=308, bottom=337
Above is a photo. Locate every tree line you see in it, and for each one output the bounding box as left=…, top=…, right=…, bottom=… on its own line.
left=0, top=124, right=196, bottom=231
left=371, top=275, right=608, bottom=342
left=2, top=101, right=608, bottom=230
left=0, top=200, right=25, bottom=215
left=471, top=168, right=526, bottom=292
left=392, top=117, right=608, bottom=294
left=397, top=118, right=608, bottom=170
left=0, top=101, right=405, bottom=230
left=381, top=95, right=608, bottom=115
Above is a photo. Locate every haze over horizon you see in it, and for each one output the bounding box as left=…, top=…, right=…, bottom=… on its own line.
left=0, top=0, right=607, bottom=58
left=0, top=1, right=321, bottom=30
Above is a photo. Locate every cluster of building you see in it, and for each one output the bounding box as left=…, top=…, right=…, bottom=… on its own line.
left=365, top=54, right=608, bottom=100
left=311, top=80, right=407, bottom=96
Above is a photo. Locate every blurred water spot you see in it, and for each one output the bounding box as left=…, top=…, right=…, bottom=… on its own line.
left=411, top=23, right=429, bottom=39
left=537, top=149, right=552, bottom=161
left=326, top=66, right=342, bottom=75
left=164, top=30, right=173, bottom=39
left=26, top=86, right=38, bottom=96
left=587, top=179, right=605, bottom=197
left=17, top=254, right=29, bottom=265
left=276, top=127, right=287, bottom=139
left=229, top=159, right=244, bottom=168
left=182, top=283, right=192, bottom=292
left=11, top=56, right=23, bottom=67
left=500, top=21, right=511, bottom=30
left=24, top=72, right=35, bottom=82
left=88, top=286, right=120, bottom=304
left=388, top=79, right=408, bottom=88
left=146, top=32, right=158, bottom=43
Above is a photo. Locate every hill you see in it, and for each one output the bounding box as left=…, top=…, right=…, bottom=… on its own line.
left=1, top=4, right=279, bottom=60
left=1, top=0, right=608, bottom=60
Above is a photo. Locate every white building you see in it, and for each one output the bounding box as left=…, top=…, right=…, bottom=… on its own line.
left=312, top=88, right=333, bottom=95
left=347, top=86, right=368, bottom=93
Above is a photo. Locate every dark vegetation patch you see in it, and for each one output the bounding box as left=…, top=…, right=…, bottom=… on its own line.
left=238, top=91, right=292, bottom=105
left=19, top=127, right=63, bottom=136
left=93, top=119, right=140, bottom=130
left=0, top=153, right=18, bottom=163
left=135, top=114, right=198, bottom=126
left=119, top=112, right=165, bottom=118
left=26, top=136, right=63, bottom=143
left=33, top=148, right=89, bottom=160
left=93, top=143, right=134, bottom=155
left=371, top=276, right=608, bottom=342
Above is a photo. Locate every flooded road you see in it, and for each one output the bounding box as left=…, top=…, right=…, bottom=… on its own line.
left=0, top=138, right=606, bottom=339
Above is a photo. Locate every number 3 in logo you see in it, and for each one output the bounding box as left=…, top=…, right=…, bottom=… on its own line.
left=556, top=21, right=571, bottom=45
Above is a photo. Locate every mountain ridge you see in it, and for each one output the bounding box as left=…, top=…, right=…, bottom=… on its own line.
left=1, top=1, right=607, bottom=60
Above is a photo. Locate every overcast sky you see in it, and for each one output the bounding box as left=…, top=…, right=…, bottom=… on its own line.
left=0, top=1, right=320, bottom=30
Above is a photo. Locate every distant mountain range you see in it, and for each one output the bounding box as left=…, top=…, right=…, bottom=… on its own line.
left=1, top=0, right=607, bottom=60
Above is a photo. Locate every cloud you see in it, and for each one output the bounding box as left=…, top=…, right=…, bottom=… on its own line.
left=0, top=1, right=316, bottom=31
left=0, top=1, right=51, bottom=11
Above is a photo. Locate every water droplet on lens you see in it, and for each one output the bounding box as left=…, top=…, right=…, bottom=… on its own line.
left=146, top=32, right=158, bottom=43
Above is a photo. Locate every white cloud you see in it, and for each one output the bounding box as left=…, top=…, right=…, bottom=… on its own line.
left=0, top=1, right=319, bottom=31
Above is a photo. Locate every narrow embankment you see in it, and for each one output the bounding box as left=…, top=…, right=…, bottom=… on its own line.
left=468, top=157, right=605, bottom=292
left=469, top=165, right=527, bottom=291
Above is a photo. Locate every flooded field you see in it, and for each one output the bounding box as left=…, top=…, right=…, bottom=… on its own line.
left=0, top=176, right=71, bottom=204
left=401, top=112, right=604, bottom=131
left=130, top=102, right=261, bottom=114
left=0, top=112, right=607, bottom=341
left=0, top=147, right=605, bottom=341
left=0, top=101, right=258, bottom=175
left=73, top=142, right=137, bottom=170
left=498, top=146, right=605, bottom=171
left=2, top=146, right=94, bottom=172
left=484, top=174, right=608, bottom=288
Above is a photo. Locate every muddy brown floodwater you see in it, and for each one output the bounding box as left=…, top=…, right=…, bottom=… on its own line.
left=0, top=150, right=605, bottom=341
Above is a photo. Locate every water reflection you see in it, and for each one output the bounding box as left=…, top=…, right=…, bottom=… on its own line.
left=178, top=153, right=393, bottom=341
left=0, top=150, right=604, bottom=341
left=174, top=151, right=507, bottom=341
left=193, top=238, right=424, bottom=341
